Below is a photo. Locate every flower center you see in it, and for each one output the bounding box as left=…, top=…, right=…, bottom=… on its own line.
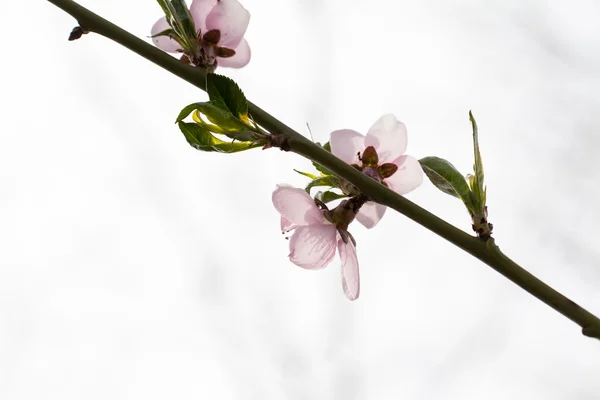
left=355, top=146, right=399, bottom=183
left=362, top=166, right=382, bottom=183
left=183, top=29, right=236, bottom=69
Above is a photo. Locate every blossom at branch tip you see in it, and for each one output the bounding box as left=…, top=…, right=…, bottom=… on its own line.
left=330, top=114, right=423, bottom=229
left=151, top=0, right=251, bottom=68
left=272, top=184, right=360, bottom=301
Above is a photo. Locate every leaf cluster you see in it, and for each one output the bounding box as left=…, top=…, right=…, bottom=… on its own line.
left=419, top=112, right=488, bottom=225
left=176, top=74, right=265, bottom=153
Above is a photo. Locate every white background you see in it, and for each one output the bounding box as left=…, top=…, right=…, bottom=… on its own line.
left=1, top=0, right=600, bottom=398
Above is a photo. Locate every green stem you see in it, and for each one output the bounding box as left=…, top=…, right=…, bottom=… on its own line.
left=46, top=0, right=600, bottom=340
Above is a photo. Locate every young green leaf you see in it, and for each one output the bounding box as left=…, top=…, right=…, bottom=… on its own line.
left=419, top=156, right=474, bottom=212
left=176, top=102, right=203, bottom=123
left=305, top=176, right=340, bottom=192
left=293, top=170, right=319, bottom=180
left=469, top=111, right=485, bottom=213
left=206, top=74, right=249, bottom=120
left=316, top=191, right=348, bottom=204
left=177, top=102, right=263, bottom=142
left=170, top=0, right=197, bottom=40
left=156, top=0, right=172, bottom=21
left=193, top=103, right=259, bottom=141
left=150, top=28, right=176, bottom=39
left=178, top=122, right=261, bottom=153
left=467, top=112, right=492, bottom=239
left=156, top=0, right=197, bottom=51
left=151, top=27, right=185, bottom=49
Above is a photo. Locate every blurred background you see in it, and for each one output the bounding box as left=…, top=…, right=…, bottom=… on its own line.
left=1, top=0, right=599, bottom=398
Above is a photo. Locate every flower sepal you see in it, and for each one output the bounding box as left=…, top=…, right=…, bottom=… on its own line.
left=360, top=146, right=379, bottom=167
left=326, top=195, right=368, bottom=232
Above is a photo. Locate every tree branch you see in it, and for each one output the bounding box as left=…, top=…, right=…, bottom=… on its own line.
left=46, top=0, right=600, bottom=340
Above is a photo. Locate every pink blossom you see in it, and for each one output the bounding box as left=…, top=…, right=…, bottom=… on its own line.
left=151, top=0, right=251, bottom=68
left=330, top=114, right=423, bottom=229
left=272, top=185, right=360, bottom=300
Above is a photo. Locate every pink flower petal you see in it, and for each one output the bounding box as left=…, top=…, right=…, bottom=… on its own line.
left=272, top=185, right=325, bottom=227
left=338, top=239, right=360, bottom=300
left=330, top=129, right=365, bottom=165
left=281, top=216, right=294, bottom=232
left=355, top=201, right=387, bottom=229
left=217, top=38, right=251, bottom=68
left=385, top=155, right=423, bottom=195
left=364, top=114, right=407, bottom=164
left=190, top=0, right=218, bottom=33
left=205, top=0, right=250, bottom=49
left=151, top=17, right=183, bottom=53
left=289, top=225, right=337, bottom=270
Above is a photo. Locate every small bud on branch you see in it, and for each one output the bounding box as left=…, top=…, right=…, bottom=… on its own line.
left=68, top=25, right=88, bottom=41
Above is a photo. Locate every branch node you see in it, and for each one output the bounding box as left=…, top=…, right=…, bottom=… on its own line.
left=471, top=206, right=493, bottom=240
left=263, top=133, right=290, bottom=151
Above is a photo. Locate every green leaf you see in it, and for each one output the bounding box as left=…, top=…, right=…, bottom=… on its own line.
left=312, top=141, right=333, bottom=176
left=305, top=176, right=340, bottom=192
left=150, top=28, right=175, bottom=39
left=150, top=27, right=186, bottom=50
left=468, top=190, right=478, bottom=211
left=316, top=191, right=348, bottom=204
left=312, top=162, right=332, bottom=176
left=294, top=170, right=319, bottom=180
left=469, top=111, right=485, bottom=213
left=156, top=0, right=171, bottom=21
left=171, top=0, right=197, bottom=39
left=178, top=122, right=260, bottom=153
left=196, top=103, right=259, bottom=141
left=206, top=74, right=249, bottom=120
left=419, top=156, right=475, bottom=212
left=176, top=103, right=202, bottom=123
left=177, top=102, right=263, bottom=142
left=156, top=0, right=198, bottom=51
